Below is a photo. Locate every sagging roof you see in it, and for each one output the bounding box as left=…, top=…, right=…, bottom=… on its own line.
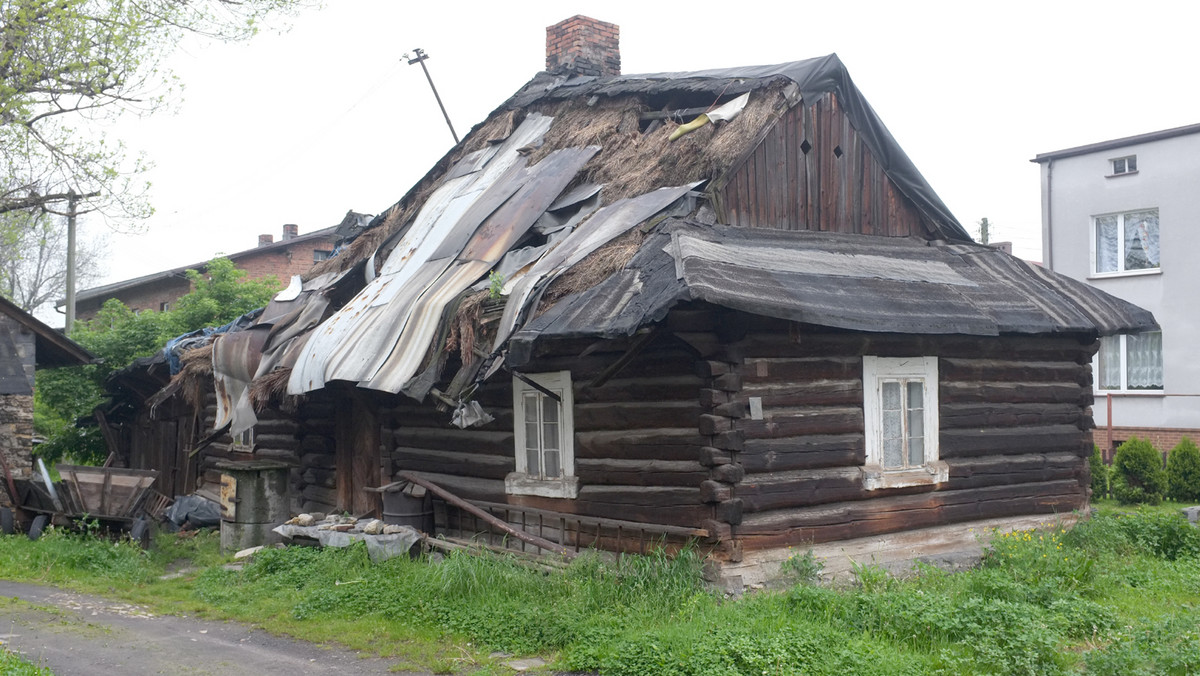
left=1032, top=122, right=1200, bottom=163
left=169, top=49, right=1156, bottom=436
left=507, top=221, right=1157, bottom=366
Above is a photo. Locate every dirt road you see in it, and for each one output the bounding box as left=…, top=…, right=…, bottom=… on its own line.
left=0, top=580, right=423, bottom=675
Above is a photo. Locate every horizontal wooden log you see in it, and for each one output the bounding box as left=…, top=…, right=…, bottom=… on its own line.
left=940, top=358, right=1089, bottom=386
left=392, top=404, right=512, bottom=430
left=941, top=425, right=1086, bottom=459
left=946, top=453, right=1083, bottom=490
left=665, top=308, right=720, bottom=333
left=700, top=388, right=730, bottom=409
left=735, top=331, right=1094, bottom=363
left=302, top=484, right=338, bottom=507
left=718, top=498, right=743, bottom=525
left=528, top=350, right=699, bottom=380
left=252, top=433, right=300, bottom=451
left=940, top=382, right=1087, bottom=406
left=575, top=428, right=705, bottom=461
left=576, top=375, right=703, bottom=405
left=711, top=463, right=745, bottom=483
left=511, top=485, right=707, bottom=528
left=939, top=402, right=1083, bottom=429
left=738, top=480, right=1085, bottom=543
left=711, top=430, right=745, bottom=451
left=394, top=471, right=506, bottom=503
left=251, top=418, right=298, bottom=436
left=700, top=480, right=731, bottom=503
left=576, top=402, right=703, bottom=431
left=300, top=452, right=336, bottom=469
left=739, top=435, right=864, bottom=473
left=739, top=467, right=867, bottom=512
left=740, top=379, right=862, bottom=408
left=393, top=428, right=513, bottom=456
left=302, top=467, right=337, bottom=489
left=299, top=435, right=334, bottom=453
left=740, top=357, right=860, bottom=383
left=700, top=447, right=733, bottom=467
left=393, top=447, right=512, bottom=481
left=673, top=331, right=722, bottom=358
left=576, top=458, right=707, bottom=487
left=713, top=373, right=743, bottom=392
left=251, top=448, right=299, bottom=463
left=698, top=414, right=732, bottom=436
left=696, top=360, right=732, bottom=378
left=712, top=401, right=746, bottom=419
left=737, top=407, right=862, bottom=439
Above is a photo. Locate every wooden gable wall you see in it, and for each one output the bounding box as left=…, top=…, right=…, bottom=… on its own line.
left=716, top=93, right=933, bottom=238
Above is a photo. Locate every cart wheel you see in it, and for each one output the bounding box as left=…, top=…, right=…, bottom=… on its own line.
left=28, top=514, right=48, bottom=541
left=1, top=507, right=12, bottom=535
left=129, top=518, right=151, bottom=549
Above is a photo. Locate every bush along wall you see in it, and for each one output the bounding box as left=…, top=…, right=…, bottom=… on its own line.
left=1168, top=436, right=1200, bottom=503
left=1090, top=445, right=1110, bottom=500
left=1112, top=437, right=1167, bottom=505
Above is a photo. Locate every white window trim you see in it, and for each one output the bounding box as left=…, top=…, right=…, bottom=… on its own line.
left=861, top=356, right=947, bottom=490
left=1095, top=332, right=1164, bottom=394
left=1089, top=208, right=1160, bottom=277
left=506, top=370, right=579, bottom=499
left=1108, top=155, right=1137, bottom=177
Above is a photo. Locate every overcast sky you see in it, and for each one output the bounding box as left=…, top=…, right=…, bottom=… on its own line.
left=63, top=0, right=1200, bottom=324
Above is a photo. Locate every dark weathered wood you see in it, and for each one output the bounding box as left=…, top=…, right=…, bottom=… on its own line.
left=711, top=463, right=744, bottom=483
left=392, top=447, right=512, bottom=480
left=700, top=480, right=731, bottom=503
left=698, top=414, right=732, bottom=436
left=576, top=375, right=703, bottom=405
left=393, top=428, right=513, bottom=456
left=739, top=434, right=864, bottom=473
left=713, top=373, right=743, bottom=392
left=718, top=498, right=743, bottom=525
left=696, top=360, right=732, bottom=378
left=575, top=402, right=704, bottom=431
left=737, top=407, right=862, bottom=439
left=576, top=458, right=707, bottom=487
left=941, top=383, right=1088, bottom=407
left=252, top=433, right=300, bottom=451
left=575, top=428, right=705, bottom=461
left=941, top=425, right=1086, bottom=458
left=699, top=446, right=733, bottom=467
left=740, top=379, right=862, bottom=407
left=711, top=430, right=745, bottom=451
left=940, top=403, right=1083, bottom=429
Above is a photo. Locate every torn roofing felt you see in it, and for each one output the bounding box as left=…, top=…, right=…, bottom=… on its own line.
left=506, top=221, right=1158, bottom=367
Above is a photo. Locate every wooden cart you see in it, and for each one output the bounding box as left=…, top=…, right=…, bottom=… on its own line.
left=1, top=465, right=164, bottom=546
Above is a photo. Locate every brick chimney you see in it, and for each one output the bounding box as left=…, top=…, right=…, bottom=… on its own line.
left=546, top=16, right=620, bottom=78
left=258, top=234, right=273, bottom=247
left=282, top=223, right=298, bottom=240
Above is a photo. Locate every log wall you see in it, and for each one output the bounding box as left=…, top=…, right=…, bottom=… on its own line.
left=723, top=315, right=1096, bottom=550
left=717, top=93, right=934, bottom=239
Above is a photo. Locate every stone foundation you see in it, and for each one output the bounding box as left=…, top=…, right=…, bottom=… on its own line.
left=0, top=393, right=33, bottom=507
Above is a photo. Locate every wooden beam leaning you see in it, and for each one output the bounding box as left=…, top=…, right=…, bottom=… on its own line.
left=398, top=471, right=576, bottom=559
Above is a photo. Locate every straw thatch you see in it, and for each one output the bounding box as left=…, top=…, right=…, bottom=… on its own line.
left=175, top=344, right=214, bottom=409
left=249, top=367, right=296, bottom=412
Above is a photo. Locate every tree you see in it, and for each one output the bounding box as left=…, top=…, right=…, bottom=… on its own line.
left=1112, top=437, right=1168, bottom=505
left=0, top=208, right=104, bottom=313
left=34, top=257, right=280, bottom=464
left=1167, top=437, right=1200, bottom=503
left=1, top=0, right=307, bottom=219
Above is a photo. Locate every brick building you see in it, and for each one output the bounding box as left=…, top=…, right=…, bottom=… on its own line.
left=66, top=224, right=340, bottom=322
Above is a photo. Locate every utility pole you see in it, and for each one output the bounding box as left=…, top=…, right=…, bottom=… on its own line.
left=65, top=190, right=78, bottom=333
left=406, top=48, right=459, bottom=144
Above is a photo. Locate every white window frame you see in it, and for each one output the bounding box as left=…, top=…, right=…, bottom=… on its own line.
left=1109, top=155, right=1137, bottom=176
left=1090, top=208, right=1160, bottom=277
left=231, top=427, right=254, bottom=453
left=506, top=371, right=579, bottom=499
left=861, top=356, right=947, bottom=490
left=1095, top=332, right=1164, bottom=394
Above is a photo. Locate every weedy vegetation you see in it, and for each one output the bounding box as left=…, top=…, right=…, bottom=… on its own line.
left=4, top=503, right=1200, bottom=674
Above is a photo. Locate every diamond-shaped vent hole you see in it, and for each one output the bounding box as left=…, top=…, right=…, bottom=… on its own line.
left=833, top=145, right=843, bottom=158
left=799, top=140, right=812, bottom=154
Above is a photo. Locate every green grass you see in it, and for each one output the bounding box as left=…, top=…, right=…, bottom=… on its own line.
left=0, top=648, right=53, bottom=676
left=4, top=508, right=1200, bottom=674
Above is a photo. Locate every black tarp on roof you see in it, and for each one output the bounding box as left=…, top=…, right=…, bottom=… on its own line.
left=507, top=221, right=1157, bottom=367
left=503, top=53, right=970, bottom=244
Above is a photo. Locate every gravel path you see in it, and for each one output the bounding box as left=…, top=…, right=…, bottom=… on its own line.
left=0, top=580, right=425, bottom=675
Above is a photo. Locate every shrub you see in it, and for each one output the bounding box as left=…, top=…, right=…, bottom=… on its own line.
left=1167, top=436, right=1200, bottom=503
left=1112, top=437, right=1167, bottom=505
left=1090, top=445, right=1110, bottom=499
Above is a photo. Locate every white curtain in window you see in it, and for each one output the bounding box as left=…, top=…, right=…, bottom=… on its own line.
left=1095, top=215, right=1118, bottom=273
left=1126, top=331, right=1163, bottom=390
left=1124, top=209, right=1159, bottom=270
left=1098, top=335, right=1121, bottom=390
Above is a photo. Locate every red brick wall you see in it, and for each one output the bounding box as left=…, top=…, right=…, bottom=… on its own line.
left=76, top=236, right=335, bottom=322
left=1094, top=426, right=1200, bottom=462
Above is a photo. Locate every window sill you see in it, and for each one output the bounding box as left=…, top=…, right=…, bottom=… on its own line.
left=861, top=461, right=948, bottom=491
left=1088, top=268, right=1161, bottom=280
left=1105, top=171, right=1139, bottom=178
left=1095, top=390, right=1165, bottom=397
left=505, top=472, right=580, bottom=499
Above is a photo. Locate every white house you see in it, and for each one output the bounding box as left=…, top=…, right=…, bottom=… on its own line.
left=1034, top=123, right=1200, bottom=454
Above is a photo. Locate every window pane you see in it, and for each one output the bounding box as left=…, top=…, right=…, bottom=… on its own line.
left=1113, top=158, right=1126, bottom=174
left=1127, top=156, right=1137, bottom=172
left=526, top=447, right=540, bottom=476
left=1126, top=331, right=1163, bottom=390
left=543, top=396, right=559, bottom=423
left=883, top=437, right=903, bottom=469
left=543, top=422, right=560, bottom=451
left=1124, top=210, right=1159, bottom=270
left=908, top=436, right=924, bottom=466
left=882, top=381, right=901, bottom=411
left=524, top=393, right=539, bottom=422
left=1095, top=215, right=1119, bottom=273
left=544, top=450, right=561, bottom=478
left=1098, top=335, right=1121, bottom=390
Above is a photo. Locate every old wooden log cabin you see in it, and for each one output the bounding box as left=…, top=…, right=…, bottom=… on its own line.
left=99, top=16, right=1154, bottom=582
